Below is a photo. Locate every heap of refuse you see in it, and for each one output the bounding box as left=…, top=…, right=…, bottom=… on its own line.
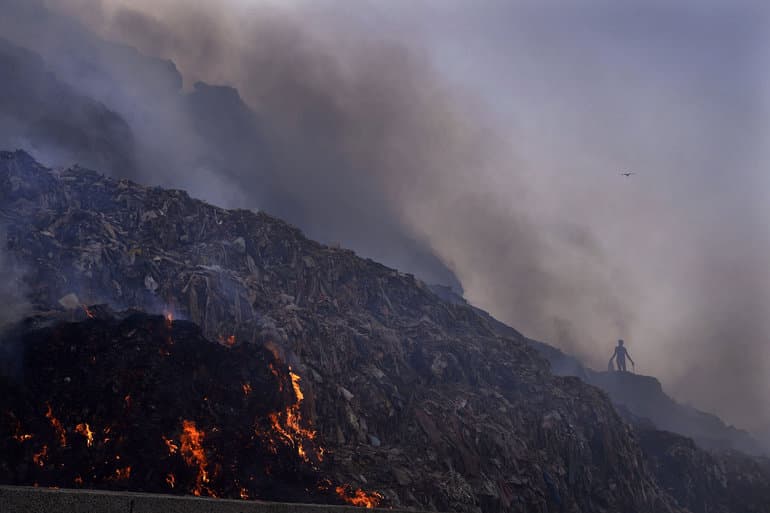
left=0, top=307, right=358, bottom=504
left=1, top=150, right=769, bottom=513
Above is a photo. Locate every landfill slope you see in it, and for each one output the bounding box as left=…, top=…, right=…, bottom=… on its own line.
left=429, top=285, right=767, bottom=456
left=637, top=429, right=770, bottom=513
left=0, top=150, right=742, bottom=512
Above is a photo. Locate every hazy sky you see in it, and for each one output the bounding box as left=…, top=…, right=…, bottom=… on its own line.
left=390, top=1, right=770, bottom=427
left=306, top=0, right=770, bottom=431
left=5, top=0, right=770, bottom=434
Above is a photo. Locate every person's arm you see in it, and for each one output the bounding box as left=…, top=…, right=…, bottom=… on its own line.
left=626, top=350, right=634, bottom=365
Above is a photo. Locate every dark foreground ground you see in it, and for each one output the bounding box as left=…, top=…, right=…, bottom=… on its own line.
left=0, top=485, right=404, bottom=513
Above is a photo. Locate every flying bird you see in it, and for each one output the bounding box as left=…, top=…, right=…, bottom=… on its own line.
left=620, top=171, right=635, bottom=177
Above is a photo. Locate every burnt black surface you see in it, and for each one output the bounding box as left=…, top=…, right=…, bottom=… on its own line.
left=0, top=310, right=337, bottom=503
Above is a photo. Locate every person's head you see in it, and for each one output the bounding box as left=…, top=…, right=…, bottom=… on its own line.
left=618, top=339, right=624, bottom=346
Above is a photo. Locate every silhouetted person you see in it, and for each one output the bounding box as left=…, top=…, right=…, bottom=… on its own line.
left=609, top=339, right=634, bottom=372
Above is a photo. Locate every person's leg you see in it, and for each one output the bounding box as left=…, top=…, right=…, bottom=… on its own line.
left=618, top=359, right=626, bottom=372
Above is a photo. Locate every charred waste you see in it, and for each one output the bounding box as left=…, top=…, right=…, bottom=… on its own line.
left=0, top=306, right=379, bottom=507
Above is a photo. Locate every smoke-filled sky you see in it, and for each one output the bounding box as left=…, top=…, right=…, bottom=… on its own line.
left=1, top=0, right=769, bottom=435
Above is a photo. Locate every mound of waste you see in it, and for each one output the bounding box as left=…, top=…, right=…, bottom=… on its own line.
left=430, top=285, right=767, bottom=456
left=0, top=307, right=382, bottom=507
left=1, top=150, right=769, bottom=512
left=637, top=428, right=770, bottom=513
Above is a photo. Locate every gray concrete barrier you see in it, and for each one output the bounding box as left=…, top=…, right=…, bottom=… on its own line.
left=0, top=486, right=405, bottom=513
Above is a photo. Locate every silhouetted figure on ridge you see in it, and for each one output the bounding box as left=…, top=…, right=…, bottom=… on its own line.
left=608, top=339, right=634, bottom=372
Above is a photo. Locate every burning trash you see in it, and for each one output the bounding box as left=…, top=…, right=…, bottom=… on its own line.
left=335, top=485, right=384, bottom=509
left=178, top=420, right=212, bottom=497
left=75, top=423, right=94, bottom=447
left=44, top=404, right=66, bottom=448
left=0, top=310, right=384, bottom=507
left=261, top=367, right=324, bottom=464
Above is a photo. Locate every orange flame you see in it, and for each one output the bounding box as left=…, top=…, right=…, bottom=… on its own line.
left=335, top=485, right=384, bottom=509
left=180, top=420, right=211, bottom=496
left=163, top=436, right=179, bottom=454
left=290, top=371, right=304, bottom=403
left=114, top=466, right=131, bottom=480
left=45, top=403, right=66, bottom=447
left=166, top=473, right=176, bottom=488
left=75, top=423, right=94, bottom=447
left=263, top=367, right=323, bottom=463
left=165, top=312, right=173, bottom=328
left=74, top=476, right=83, bottom=486
left=82, top=305, right=95, bottom=319
left=32, top=445, right=48, bottom=467
left=239, top=487, right=249, bottom=500
left=242, top=383, right=252, bottom=396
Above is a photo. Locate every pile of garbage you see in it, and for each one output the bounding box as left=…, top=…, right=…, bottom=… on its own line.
left=637, top=428, right=770, bottom=513
left=1, top=151, right=768, bottom=512
left=0, top=307, right=663, bottom=512
left=0, top=307, right=384, bottom=506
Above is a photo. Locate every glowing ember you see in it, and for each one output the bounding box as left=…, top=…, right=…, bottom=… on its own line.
left=219, top=334, right=236, bottom=347
left=242, top=383, right=252, bottom=396
left=74, top=476, right=83, bottom=486
left=335, top=485, right=384, bottom=509
left=269, top=364, right=283, bottom=391
left=162, top=435, right=179, bottom=454
left=32, top=445, right=48, bottom=467
left=163, top=311, right=176, bottom=347
left=12, top=420, right=33, bottom=443
left=124, top=394, right=132, bottom=409
left=114, top=466, right=131, bottom=480
left=166, top=473, right=176, bottom=488
left=82, top=304, right=95, bottom=319
left=180, top=420, right=211, bottom=496
left=239, top=487, right=249, bottom=500
left=45, top=403, right=66, bottom=447
left=75, top=423, right=94, bottom=447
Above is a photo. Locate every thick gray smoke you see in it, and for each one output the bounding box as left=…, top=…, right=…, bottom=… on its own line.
left=1, top=0, right=769, bottom=439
